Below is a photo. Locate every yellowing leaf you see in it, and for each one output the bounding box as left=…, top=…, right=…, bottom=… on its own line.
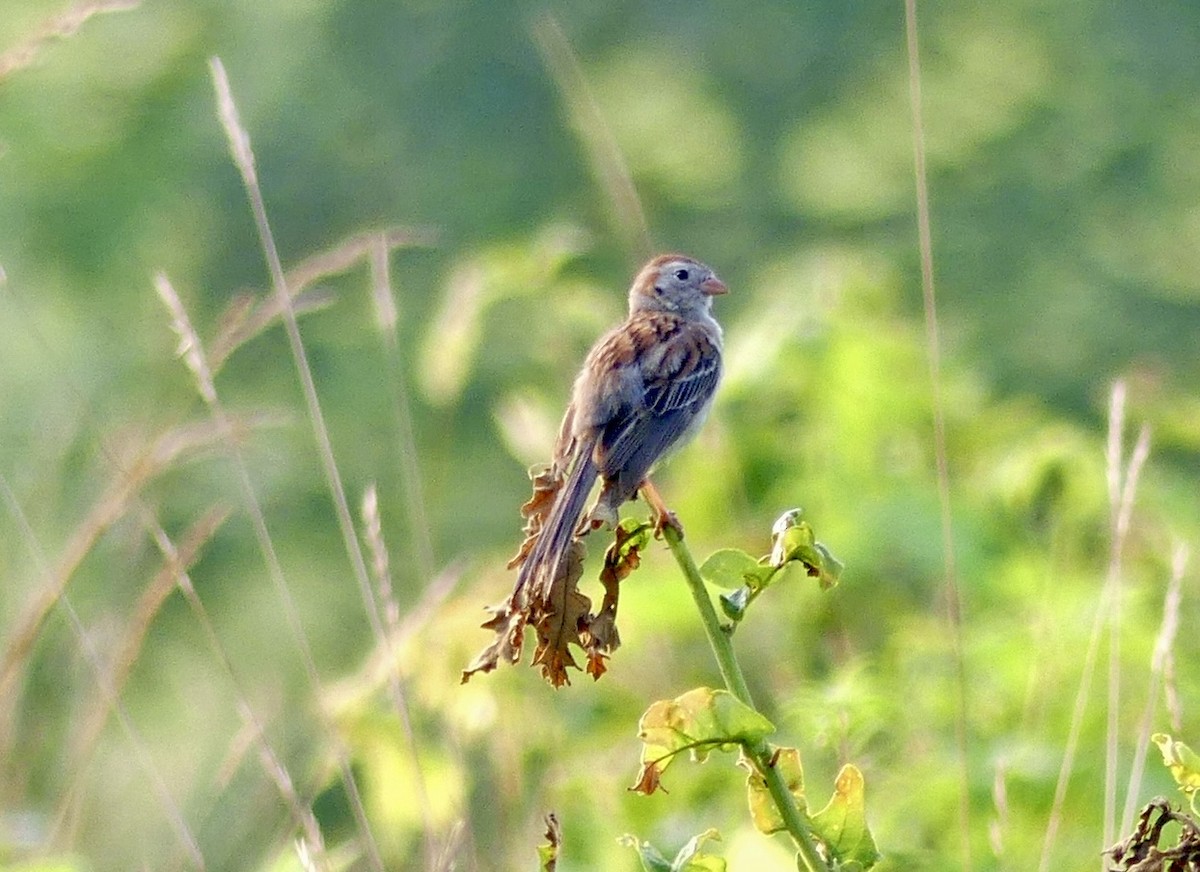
left=811, top=764, right=880, bottom=867
left=632, top=688, right=775, bottom=794
left=1153, top=733, right=1200, bottom=803
left=745, top=746, right=807, bottom=835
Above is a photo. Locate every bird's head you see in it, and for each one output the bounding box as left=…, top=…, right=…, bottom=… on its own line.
left=628, top=254, right=727, bottom=316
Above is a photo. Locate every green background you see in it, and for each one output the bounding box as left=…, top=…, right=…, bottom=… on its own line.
left=1, top=1, right=1197, bottom=870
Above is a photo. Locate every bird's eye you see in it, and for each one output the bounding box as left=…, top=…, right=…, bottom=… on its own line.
left=674, top=269, right=690, bottom=281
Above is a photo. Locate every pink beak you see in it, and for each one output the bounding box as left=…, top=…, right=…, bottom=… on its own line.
left=701, top=276, right=728, bottom=296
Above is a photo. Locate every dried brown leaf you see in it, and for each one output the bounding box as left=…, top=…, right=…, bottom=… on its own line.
left=507, top=466, right=565, bottom=570
left=1106, top=797, right=1200, bottom=871
left=538, top=812, right=562, bottom=871
left=469, top=469, right=658, bottom=687
left=460, top=597, right=528, bottom=684
left=585, top=651, right=608, bottom=681
left=630, top=761, right=666, bottom=796
left=531, top=542, right=589, bottom=687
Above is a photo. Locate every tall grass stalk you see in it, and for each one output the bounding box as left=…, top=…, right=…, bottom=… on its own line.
left=209, top=57, right=446, bottom=868
left=143, top=507, right=331, bottom=864
left=1039, top=380, right=1149, bottom=871
left=1103, top=385, right=1150, bottom=850
left=367, top=236, right=436, bottom=587
left=3, top=264, right=329, bottom=865
left=155, top=267, right=384, bottom=870
left=532, top=14, right=653, bottom=263
left=1121, top=544, right=1189, bottom=833
left=0, top=474, right=206, bottom=869
left=903, top=1, right=972, bottom=866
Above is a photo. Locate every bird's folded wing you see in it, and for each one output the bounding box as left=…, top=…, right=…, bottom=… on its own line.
left=597, top=322, right=721, bottom=485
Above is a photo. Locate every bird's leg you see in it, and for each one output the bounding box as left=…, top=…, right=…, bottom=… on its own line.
left=639, top=478, right=682, bottom=538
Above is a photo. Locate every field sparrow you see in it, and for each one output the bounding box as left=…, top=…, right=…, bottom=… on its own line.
left=514, top=253, right=727, bottom=602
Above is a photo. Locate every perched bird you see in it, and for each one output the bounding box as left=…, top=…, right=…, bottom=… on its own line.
left=515, top=253, right=727, bottom=601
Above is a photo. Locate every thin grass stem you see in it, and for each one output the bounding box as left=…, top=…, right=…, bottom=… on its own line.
left=368, top=238, right=436, bottom=585
left=155, top=266, right=383, bottom=870
left=903, top=2, right=972, bottom=866
left=209, top=58, right=440, bottom=869
left=532, top=14, right=653, bottom=262
left=1104, top=416, right=1151, bottom=848
left=1121, top=544, right=1189, bottom=833
left=0, top=474, right=206, bottom=870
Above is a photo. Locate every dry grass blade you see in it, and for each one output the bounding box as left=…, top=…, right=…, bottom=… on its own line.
left=0, top=420, right=235, bottom=750
left=358, top=484, right=440, bottom=867
left=0, top=0, right=140, bottom=81
left=368, top=235, right=436, bottom=583
left=209, top=287, right=336, bottom=374
left=362, top=485, right=400, bottom=636
left=1040, top=381, right=1149, bottom=870
left=207, top=226, right=437, bottom=373
left=1162, top=548, right=1187, bottom=734
left=52, top=506, right=230, bottom=840
left=156, top=272, right=216, bottom=403
left=290, top=226, right=438, bottom=294
left=0, top=444, right=154, bottom=728
left=1105, top=408, right=1151, bottom=847
left=903, top=2, right=971, bottom=867
left=0, top=474, right=206, bottom=869
left=532, top=14, right=652, bottom=262
left=368, top=235, right=399, bottom=333
left=157, top=264, right=376, bottom=866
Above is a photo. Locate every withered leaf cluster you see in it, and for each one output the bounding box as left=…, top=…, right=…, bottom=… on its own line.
left=1107, top=798, right=1200, bottom=872
left=461, top=466, right=650, bottom=687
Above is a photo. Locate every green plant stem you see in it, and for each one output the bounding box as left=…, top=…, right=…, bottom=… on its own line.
left=662, top=524, right=829, bottom=872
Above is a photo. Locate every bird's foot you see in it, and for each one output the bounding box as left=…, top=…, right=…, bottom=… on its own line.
left=640, top=478, right=683, bottom=539
left=652, top=508, right=683, bottom=539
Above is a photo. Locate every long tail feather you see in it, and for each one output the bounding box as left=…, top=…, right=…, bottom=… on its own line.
left=517, top=446, right=597, bottom=600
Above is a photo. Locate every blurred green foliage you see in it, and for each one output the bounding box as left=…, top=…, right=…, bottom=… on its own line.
left=1, top=1, right=1198, bottom=870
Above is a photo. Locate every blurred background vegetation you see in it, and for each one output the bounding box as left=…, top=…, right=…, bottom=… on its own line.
left=1, top=0, right=1198, bottom=870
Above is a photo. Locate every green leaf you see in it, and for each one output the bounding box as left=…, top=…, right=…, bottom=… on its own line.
left=719, top=586, right=751, bottom=622
left=700, top=548, right=766, bottom=590
left=811, top=765, right=880, bottom=867
left=670, top=829, right=726, bottom=872
left=769, top=509, right=814, bottom=567
left=615, top=515, right=654, bottom=552
left=618, top=835, right=673, bottom=872
left=745, top=746, right=807, bottom=835
left=1152, top=733, right=1200, bottom=811
left=810, top=541, right=845, bottom=589
left=769, top=508, right=845, bottom=590
left=619, top=831, right=726, bottom=872
left=633, top=688, right=775, bottom=792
